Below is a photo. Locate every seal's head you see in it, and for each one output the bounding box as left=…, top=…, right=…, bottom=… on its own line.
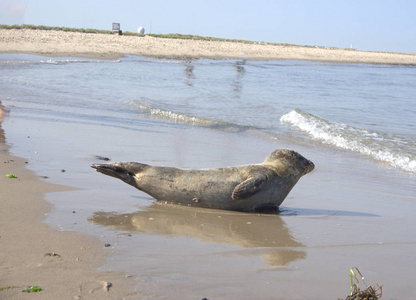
left=263, top=149, right=314, bottom=177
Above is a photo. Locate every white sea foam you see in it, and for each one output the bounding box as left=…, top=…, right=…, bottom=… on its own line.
left=134, top=101, right=221, bottom=126
left=0, top=60, right=35, bottom=65
left=133, top=100, right=255, bottom=133
left=40, top=59, right=120, bottom=65
left=280, top=110, right=416, bottom=173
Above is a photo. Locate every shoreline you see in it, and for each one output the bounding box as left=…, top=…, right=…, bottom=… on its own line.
left=0, top=104, right=137, bottom=299
left=2, top=57, right=416, bottom=298
left=1, top=29, right=416, bottom=64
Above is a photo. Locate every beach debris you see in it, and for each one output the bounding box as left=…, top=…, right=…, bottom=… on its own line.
left=22, top=286, right=42, bottom=293
left=44, top=252, right=61, bottom=258
left=339, top=267, right=382, bottom=300
left=5, top=173, right=17, bottom=178
left=104, top=243, right=111, bottom=247
left=95, top=155, right=111, bottom=161
left=101, top=281, right=112, bottom=292
left=61, top=169, right=66, bottom=172
left=40, top=176, right=49, bottom=179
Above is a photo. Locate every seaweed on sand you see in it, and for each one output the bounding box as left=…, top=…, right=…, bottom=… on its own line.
left=22, top=286, right=43, bottom=293
left=339, top=267, right=382, bottom=300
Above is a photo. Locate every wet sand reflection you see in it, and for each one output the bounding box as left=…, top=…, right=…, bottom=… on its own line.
left=90, top=203, right=306, bottom=266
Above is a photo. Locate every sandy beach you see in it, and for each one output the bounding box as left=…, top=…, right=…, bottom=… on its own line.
left=0, top=103, right=138, bottom=299
left=1, top=28, right=416, bottom=64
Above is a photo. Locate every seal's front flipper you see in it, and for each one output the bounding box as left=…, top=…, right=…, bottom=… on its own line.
left=232, top=174, right=267, bottom=200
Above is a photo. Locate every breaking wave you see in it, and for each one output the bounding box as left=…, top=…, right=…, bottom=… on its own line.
left=133, top=100, right=253, bottom=132
left=134, top=101, right=222, bottom=126
left=280, top=110, right=416, bottom=173
left=132, top=101, right=416, bottom=173
left=40, top=58, right=120, bottom=65
left=0, top=58, right=120, bottom=66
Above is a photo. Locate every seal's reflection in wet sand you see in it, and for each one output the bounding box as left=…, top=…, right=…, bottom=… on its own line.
left=90, top=203, right=306, bottom=267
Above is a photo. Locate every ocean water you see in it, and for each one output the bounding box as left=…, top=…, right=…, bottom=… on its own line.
left=1, top=53, right=416, bottom=299
left=2, top=54, right=415, bottom=173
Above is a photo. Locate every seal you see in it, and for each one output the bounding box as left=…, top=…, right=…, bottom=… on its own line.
left=91, top=149, right=314, bottom=212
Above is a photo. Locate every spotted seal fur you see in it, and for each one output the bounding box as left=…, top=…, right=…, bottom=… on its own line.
left=91, top=149, right=314, bottom=212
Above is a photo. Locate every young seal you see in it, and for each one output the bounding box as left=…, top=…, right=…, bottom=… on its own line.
left=91, top=149, right=314, bottom=213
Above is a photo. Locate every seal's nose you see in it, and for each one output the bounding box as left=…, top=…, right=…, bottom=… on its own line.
left=305, top=160, right=315, bottom=174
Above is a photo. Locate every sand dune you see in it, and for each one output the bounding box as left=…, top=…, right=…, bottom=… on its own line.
left=1, top=29, right=416, bottom=64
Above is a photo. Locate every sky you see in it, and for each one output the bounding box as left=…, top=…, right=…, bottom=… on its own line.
left=1, top=0, right=415, bottom=53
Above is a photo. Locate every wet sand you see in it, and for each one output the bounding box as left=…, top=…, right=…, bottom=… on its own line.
left=1, top=28, right=416, bottom=64
left=0, top=103, right=137, bottom=299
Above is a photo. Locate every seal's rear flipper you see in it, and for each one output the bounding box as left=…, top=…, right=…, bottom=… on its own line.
left=91, top=162, right=148, bottom=188
left=92, top=163, right=121, bottom=176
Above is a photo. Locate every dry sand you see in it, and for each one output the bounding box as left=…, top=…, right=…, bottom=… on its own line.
left=1, top=28, right=416, bottom=64
left=0, top=103, right=137, bottom=299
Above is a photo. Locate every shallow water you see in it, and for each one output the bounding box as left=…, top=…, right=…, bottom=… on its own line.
left=1, top=54, right=416, bottom=299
